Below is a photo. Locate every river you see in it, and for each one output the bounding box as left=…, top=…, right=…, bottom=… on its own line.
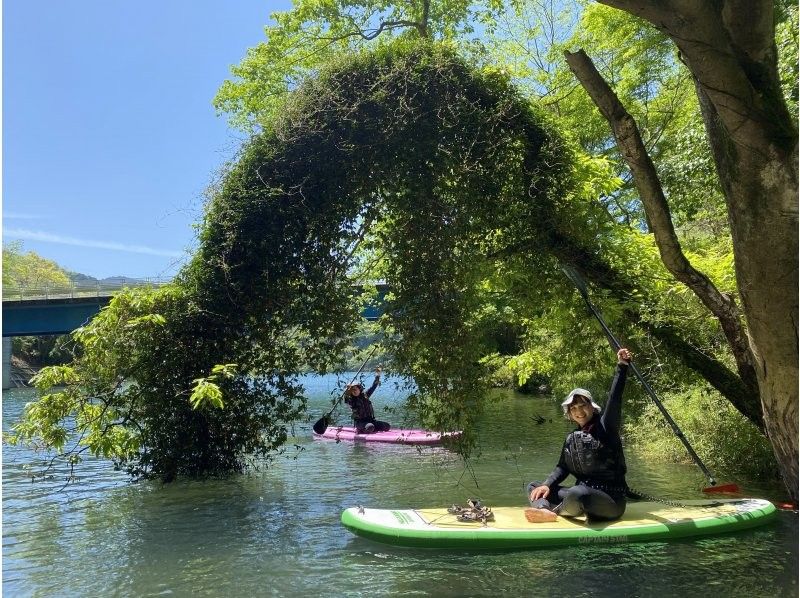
left=3, top=375, right=797, bottom=596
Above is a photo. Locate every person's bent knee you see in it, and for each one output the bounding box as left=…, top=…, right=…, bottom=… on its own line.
left=559, top=487, right=589, bottom=518
left=586, top=500, right=626, bottom=522
left=526, top=481, right=550, bottom=508
left=526, top=481, right=544, bottom=495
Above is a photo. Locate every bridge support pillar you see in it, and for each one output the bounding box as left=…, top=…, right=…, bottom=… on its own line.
left=2, top=337, right=12, bottom=390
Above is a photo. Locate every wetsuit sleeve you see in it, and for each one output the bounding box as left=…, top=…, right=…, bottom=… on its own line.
left=600, top=363, right=629, bottom=436
left=364, top=376, right=381, bottom=399
left=542, top=442, right=570, bottom=487
left=344, top=394, right=354, bottom=407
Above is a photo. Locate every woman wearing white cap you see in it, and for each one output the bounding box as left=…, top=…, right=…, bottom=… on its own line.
left=525, top=347, right=632, bottom=523
left=344, top=367, right=390, bottom=433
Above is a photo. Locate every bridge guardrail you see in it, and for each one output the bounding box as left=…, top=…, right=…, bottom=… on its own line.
left=2, top=278, right=172, bottom=302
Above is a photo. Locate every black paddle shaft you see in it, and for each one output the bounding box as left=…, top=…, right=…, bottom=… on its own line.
left=562, top=266, right=717, bottom=486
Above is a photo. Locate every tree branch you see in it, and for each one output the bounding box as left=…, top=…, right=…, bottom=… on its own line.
left=420, top=0, right=430, bottom=38
left=319, top=19, right=425, bottom=42
left=564, top=48, right=759, bottom=399
left=638, top=319, right=764, bottom=429
left=555, top=247, right=763, bottom=428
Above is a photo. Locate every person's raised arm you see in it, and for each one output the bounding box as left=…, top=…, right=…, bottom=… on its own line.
left=364, top=366, right=382, bottom=398
left=601, top=348, right=631, bottom=434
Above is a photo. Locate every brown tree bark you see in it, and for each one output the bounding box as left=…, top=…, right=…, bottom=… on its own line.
left=569, top=0, right=798, bottom=500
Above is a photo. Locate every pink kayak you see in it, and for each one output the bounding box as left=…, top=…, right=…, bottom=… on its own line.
left=313, top=426, right=460, bottom=445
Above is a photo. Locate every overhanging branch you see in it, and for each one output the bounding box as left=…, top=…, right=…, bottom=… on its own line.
left=563, top=48, right=758, bottom=400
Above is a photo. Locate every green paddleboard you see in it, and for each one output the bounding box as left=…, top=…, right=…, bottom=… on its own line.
left=341, top=498, right=777, bottom=549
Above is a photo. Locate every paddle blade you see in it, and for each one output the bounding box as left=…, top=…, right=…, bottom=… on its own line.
left=702, top=483, right=740, bottom=494
left=313, top=415, right=330, bottom=435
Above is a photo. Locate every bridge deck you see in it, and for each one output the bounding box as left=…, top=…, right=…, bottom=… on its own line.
left=3, top=281, right=386, bottom=336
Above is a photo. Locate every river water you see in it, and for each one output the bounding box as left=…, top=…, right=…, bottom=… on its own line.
left=3, top=376, right=797, bottom=597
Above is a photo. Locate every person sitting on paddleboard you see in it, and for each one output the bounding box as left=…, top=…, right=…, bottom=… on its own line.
left=525, top=347, right=632, bottom=523
left=344, top=367, right=390, bottom=434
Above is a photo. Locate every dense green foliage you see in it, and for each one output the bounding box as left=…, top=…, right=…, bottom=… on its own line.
left=3, top=242, right=76, bottom=366
left=214, top=0, right=747, bottom=406
left=627, top=388, right=778, bottom=480
left=213, top=0, right=500, bottom=130
left=11, top=0, right=795, bottom=483
left=3, top=241, right=71, bottom=289
left=9, top=283, right=312, bottom=480
left=11, top=41, right=612, bottom=479
left=192, top=38, right=611, bottom=452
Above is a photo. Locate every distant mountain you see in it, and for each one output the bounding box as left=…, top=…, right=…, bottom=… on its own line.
left=66, top=272, right=97, bottom=283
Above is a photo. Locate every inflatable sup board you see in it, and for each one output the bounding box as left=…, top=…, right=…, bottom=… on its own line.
left=341, top=498, right=776, bottom=549
left=314, top=426, right=459, bottom=445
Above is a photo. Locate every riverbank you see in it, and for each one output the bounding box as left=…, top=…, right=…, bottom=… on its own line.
left=7, top=354, right=37, bottom=388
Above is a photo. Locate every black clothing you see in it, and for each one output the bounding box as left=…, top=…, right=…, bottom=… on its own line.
left=344, top=377, right=380, bottom=420
left=353, top=418, right=391, bottom=433
left=344, top=377, right=390, bottom=433
left=530, top=363, right=629, bottom=521
left=527, top=480, right=626, bottom=522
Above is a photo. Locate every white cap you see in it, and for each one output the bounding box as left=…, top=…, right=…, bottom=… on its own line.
left=561, top=388, right=602, bottom=414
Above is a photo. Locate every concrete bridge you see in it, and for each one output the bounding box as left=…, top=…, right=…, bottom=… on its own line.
left=2, top=279, right=169, bottom=389
left=3, top=280, right=387, bottom=388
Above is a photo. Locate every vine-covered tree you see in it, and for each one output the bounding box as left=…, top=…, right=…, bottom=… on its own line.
left=215, top=0, right=797, bottom=498
left=10, top=41, right=617, bottom=481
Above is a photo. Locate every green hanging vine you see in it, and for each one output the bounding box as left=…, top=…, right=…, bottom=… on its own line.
left=9, top=39, right=597, bottom=481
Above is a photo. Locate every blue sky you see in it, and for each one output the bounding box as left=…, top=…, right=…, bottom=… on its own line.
left=3, top=0, right=291, bottom=279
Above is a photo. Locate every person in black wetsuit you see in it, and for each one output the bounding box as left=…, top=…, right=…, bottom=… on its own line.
left=344, top=367, right=390, bottom=434
left=525, top=347, right=632, bottom=523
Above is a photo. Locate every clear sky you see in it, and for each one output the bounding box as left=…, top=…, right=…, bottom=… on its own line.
left=3, top=0, right=291, bottom=280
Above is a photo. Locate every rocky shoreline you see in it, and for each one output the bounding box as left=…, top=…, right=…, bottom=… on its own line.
left=9, top=355, right=38, bottom=388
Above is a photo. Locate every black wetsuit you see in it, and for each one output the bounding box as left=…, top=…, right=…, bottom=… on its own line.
left=344, top=377, right=390, bottom=433
left=528, top=363, right=629, bottom=521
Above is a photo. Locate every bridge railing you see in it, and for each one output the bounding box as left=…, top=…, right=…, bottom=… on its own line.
left=2, top=278, right=172, bottom=302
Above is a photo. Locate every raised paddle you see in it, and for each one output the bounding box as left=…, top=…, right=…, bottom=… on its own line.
left=562, top=265, right=738, bottom=493
left=313, top=346, right=379, bottom=435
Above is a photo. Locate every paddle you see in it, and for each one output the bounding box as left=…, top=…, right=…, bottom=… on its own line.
left=561, top=265, right=736, bottom=492
left=312, top=346, right=379, bottom=435
left=699, top=485, right=798, bottom=510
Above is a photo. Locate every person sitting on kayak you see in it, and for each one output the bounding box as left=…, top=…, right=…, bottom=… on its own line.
left=344, top=367, right=390, bottom=434
left=525, top=347, right=632, bottom=523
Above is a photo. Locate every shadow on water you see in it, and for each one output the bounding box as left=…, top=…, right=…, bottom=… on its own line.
left=3, top=378, right=797, bottom=597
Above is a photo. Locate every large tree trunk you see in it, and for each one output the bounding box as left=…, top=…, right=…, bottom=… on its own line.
left=594, top=0, right=799, bottom=500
